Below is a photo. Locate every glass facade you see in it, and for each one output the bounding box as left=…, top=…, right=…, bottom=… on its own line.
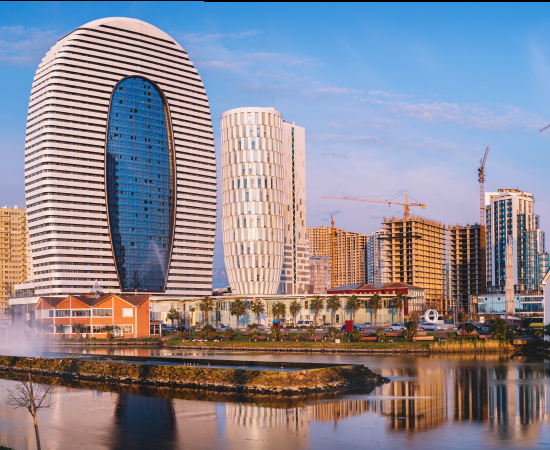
left=106, top=77, right=171, bottom=292
left=475, top=294, right=544, bottom=314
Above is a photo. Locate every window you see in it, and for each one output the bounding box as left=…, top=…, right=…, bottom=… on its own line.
left=93, top=308, right=113, bottom=317
left=55, top=309, right=70, bottom=317
left=118, top=325, right=133, bottom=334
left=122, top=308, right=134, bottom=317
left=72, top=310, right=90, bottom=317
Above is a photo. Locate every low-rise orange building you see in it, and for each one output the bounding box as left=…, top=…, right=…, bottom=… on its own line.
left=35, top=293, right=152, bottom=339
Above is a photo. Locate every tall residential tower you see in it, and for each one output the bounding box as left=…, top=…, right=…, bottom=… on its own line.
left=25, top=18, right=216, bottom=297
left=220, top=107, right=285, bottom=295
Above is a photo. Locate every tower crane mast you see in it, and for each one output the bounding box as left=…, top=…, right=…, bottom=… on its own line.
left=478, top=146, right=489, bottom=296
left=478, top=147, right=489, bottom=227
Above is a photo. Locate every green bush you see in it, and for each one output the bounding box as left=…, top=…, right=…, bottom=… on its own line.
left=251, top=333, right=258, bottom=340
left=223, top=328, right=235, bottom=340
left=306, top=325, right=316, bottom=337
left=350, top=330, right=362, bottom=342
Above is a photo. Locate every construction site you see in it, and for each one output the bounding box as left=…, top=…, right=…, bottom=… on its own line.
left=311, top=148, right=491, bottom=314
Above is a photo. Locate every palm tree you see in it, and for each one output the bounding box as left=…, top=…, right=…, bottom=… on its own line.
left=101, top=325, right=117, bottom=340
left=72, top=323, right=86, bottom=340
left=326, top=295, right=341, bottom=327
left=271, top=301, right=286, bottom=322
left=55, top=324, right=66, bottom=339
left=393, top=292, right=406, bottom=322
left=289, top=300, right=301, bottom=326
left=4, top=306, right=14, bottom=325
left=250, top=299, right=265, bottom=325
left=230, top=298, right=246, bottom=329
left=346, top=295, right=362, bottom=323
left=368, top=293, right=382, bottom=325
left=166, top=308, right=180, bottom=327
left=309, top=296, right=325, bottom=327
left=199, top=296, right=215, bottom=327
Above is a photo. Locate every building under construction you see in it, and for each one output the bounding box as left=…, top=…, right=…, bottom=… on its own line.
left=307, top=226, right=369, bottom=288
left=383, top=216, right=447, bottom=311
left=450, top=224, right=483, bottom=312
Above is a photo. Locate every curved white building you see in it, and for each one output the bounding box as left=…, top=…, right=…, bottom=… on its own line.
left=221, top=108, right=285, bottom=295
left=25, top=18, right=216, bottom=296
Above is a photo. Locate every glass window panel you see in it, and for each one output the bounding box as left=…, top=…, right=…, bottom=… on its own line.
left=106, top=77, right=171, bottom=292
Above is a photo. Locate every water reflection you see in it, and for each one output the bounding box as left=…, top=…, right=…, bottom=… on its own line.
left=1, top=355, right=549, bottom=449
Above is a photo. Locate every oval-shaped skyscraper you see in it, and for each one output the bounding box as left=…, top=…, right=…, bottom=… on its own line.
left=25, top=18, right=216, bottom=297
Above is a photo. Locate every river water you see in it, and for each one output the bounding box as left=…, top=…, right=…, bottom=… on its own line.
left=0, top=350, right=549, bottom=450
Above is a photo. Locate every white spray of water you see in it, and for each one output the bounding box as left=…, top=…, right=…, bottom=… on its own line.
left=0, top=320, right=50, bottom=358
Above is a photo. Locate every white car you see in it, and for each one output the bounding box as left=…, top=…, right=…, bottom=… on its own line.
left=388, top=323, right=406, bottom=331
left=421, top=323, right=443, bottom=331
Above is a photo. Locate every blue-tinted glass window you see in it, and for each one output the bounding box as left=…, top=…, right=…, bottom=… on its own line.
left=106, top=77, right=171, bottom=292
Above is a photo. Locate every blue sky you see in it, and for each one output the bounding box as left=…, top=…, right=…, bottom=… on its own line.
left=2, top=2, right=550, bottom=268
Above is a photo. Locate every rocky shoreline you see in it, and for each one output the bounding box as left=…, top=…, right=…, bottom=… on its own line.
left=0, top=355, right=390, bottom=395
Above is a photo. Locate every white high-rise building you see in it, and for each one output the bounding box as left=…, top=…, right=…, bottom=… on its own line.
left=279, top=121, right=310, bottom=295
left=220, top=108, right=285, bottom=295
left=366, top=229, right=388, bottom=285
left=485, top=189, right=548, bottom=293
left=25, top=18, right=216, bottom=297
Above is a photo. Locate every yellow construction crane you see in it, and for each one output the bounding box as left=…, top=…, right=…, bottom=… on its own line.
left=478, top=146, right=489, bottom=295
left=322, top=193, right=425, bottom=221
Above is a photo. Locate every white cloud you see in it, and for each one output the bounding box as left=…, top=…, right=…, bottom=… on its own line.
left=362, top=97, right=541, bottom=131
left=182, top=29, right=263, bottom=43
left=0, top=25, right=60, bottom=65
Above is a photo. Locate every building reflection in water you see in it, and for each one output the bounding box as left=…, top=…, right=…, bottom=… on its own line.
left=221, top=356, right=547, bottom=446
left=109, top=394, right=177, bottom=450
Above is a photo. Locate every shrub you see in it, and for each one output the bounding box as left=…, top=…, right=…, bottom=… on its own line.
left=350, top=330, right=362, bottom=342
left=306, top=325, right=316, bottom=337
left=248, top=323, right=259, bottom=331
left=489, top=318, right=509, bottom=340
left=202, top=324, right=215, bottom=333
left=207, top=331, right=219, bottom=340
left=292, top=333, right=301, bottom=341
left=223, top=328, right=235, bottom=340
left=251, top=333, right=258, bottom=340
left=180, top=331, right=191, bottom=340
left=465, top=324, right=476, bottom=335
left=446, top=332, right=455, bottom=340
left=376, top=328, right=385, bottom=341
left=402, top=320, right=418, bottom=341
left=268, top=332, right=277, bottom=340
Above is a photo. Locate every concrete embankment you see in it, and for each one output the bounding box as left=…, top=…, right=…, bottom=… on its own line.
left=0, top=355, right=389, bottom=395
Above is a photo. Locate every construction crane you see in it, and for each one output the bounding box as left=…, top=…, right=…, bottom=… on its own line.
left=478, top=146, right=489, bottom=295
left=478, top=147, right=489, bottom=227
left=322, top=193, right=425, bottom=221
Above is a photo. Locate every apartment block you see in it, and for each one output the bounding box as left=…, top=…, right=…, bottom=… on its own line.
left=280, top=121, right=310, bottom=295
left=383, top=216, right=447, bottom=311
left=366, top=228, right=389, bottom=284
left=485, top=189, right=549, bottom=294
left=309, top=255, right=331, bottom=294
left=307, top=226, right=369, bottom=288
left=450, top=224, right=483, bottom=311
left=0, top=206, right=30, bottom=320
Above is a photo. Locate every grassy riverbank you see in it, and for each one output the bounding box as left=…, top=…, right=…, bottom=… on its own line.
left=164, top=338, right=430, bottom=352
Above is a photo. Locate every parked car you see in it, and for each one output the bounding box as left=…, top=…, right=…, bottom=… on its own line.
left=161, top=325, right=176, bottom=333
left=217, top=325, right=231, bottom=331
left=341, top=324, right=364, bottom=332
left=388, top=323, right=406, bottom=331
left=457, top=322, right=486, bottom=332
left=420, top=323, right=444, bottom=331
left=175, top=325, right=189, bottom=332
